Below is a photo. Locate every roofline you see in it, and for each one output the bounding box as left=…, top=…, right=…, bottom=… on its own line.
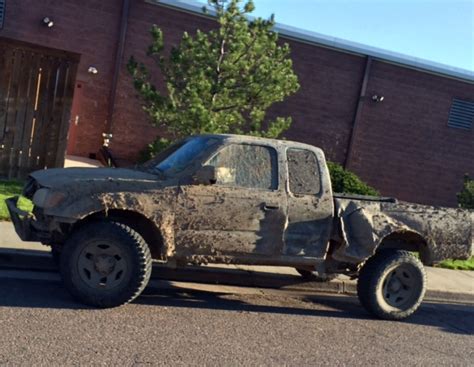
left=147, top=0, right=474, bottom=84
left=194, top=133, right=324, bottom=151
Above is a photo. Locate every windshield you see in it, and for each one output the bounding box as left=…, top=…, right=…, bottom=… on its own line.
left=142, top=136, right=219, bottom=176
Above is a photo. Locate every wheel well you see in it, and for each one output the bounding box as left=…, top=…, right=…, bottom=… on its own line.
left=75, top=210, right=165, bottom=259
left=377, top=231, right=432, bottom=265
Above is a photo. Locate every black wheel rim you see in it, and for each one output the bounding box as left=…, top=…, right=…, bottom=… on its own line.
left=381, top=263, right=421, bottom=310
left=77, top=241, right=128, bottom=290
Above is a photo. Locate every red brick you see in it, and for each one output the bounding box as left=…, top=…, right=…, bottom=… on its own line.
left=0, top=1, right=472, bottom=207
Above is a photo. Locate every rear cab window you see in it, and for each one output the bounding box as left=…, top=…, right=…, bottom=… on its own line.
left=287, top=148, right=321, bottom=195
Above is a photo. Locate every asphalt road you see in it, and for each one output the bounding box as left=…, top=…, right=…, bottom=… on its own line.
left=0, top=278, right=472, bottom=366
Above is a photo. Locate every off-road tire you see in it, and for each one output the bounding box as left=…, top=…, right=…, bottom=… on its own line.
left=51, top=247, right=61, bottom=267
left=60, top=221, right=152, bottom=308
left=42, top=241, right=61, bottom=267
left=357, top=249, right=426, bottom=320
left=295, top=268, right=338, bottom=282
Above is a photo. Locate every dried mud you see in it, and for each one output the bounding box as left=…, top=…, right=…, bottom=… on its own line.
left=25, top=136, right=473, bottom=269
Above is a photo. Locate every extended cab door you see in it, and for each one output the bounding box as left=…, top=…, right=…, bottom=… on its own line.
left=284, top=147, right=334, bottom=258
left=174, top=142, right=287, bottom=259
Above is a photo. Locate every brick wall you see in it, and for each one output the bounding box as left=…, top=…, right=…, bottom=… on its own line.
left=348, top=61, right=474, bottom=206
left=0, top=0, right=472, bottom=206
left=0, top=0, right=122, bottom=156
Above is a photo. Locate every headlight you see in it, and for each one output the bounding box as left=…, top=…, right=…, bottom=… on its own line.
left=32, top=189, right=66, bottom=208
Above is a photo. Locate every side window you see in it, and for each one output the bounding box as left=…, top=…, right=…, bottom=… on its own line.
left=207, top=144, right=278, bottom=190
left=287, top=148, right=321, bottom=195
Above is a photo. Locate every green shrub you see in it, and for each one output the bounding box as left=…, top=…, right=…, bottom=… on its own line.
left=457, top=174, right=474, bottom=209
left=0, top=180, right=33, bottom=221
left=327, top=162, right=379, bottom=196
left=437, top=257, right=474, bottom=271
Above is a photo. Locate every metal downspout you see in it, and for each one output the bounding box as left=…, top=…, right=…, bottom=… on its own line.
left=104, top=0, right=130, bottom=142
left=344, top=56, right=372, bottom=169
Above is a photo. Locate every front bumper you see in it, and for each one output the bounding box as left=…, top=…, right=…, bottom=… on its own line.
left=6, top=196, right=41, bottom=242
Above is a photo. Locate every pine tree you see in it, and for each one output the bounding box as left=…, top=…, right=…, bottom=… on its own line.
left=128, top=0, right=299, bottom=155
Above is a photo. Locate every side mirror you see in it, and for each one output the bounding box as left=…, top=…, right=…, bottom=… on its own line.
left=193, top=165, right=217, bottom=185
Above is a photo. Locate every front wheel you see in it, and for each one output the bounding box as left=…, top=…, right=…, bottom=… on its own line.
left=60, top=221, right=152, bottom=308
left=51, top=247, right=61, bottom=267
left=357, top=250, right=426, bottom=320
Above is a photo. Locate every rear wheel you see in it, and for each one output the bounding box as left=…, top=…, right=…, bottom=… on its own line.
left=60, top=221, right=152, bottom=308
left=295, top=268, right=337, bottom=282
left=357, top=249, right=426, bottom=320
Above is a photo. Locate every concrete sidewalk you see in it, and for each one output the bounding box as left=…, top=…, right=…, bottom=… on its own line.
left=0, top=221, right=473, bottom=303
left=64, top=155, right=103, bottom=168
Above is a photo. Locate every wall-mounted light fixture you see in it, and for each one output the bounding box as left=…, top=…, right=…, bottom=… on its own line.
left=42, top=17, right=54, bottom=28
left=88, top=66, right=99, bottom=75
left=372, top=94, right=384, bottom=103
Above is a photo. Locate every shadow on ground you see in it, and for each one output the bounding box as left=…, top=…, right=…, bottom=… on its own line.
left=138, top=286, right=474, bottom=335
left=0, top=277, right=472, bottom=335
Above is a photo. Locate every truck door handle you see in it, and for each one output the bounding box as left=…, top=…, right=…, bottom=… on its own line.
left=263, top=204, right=280, bottom=211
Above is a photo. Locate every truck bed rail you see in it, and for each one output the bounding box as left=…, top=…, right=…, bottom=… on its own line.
left=333, top=193, right=397, bottom=203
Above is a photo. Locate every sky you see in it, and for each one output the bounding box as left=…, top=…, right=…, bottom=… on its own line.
left=195, top=0, right=474, bottom=72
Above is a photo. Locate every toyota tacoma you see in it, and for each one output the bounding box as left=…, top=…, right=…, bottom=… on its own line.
left=6, top=134, right=473, bottom=319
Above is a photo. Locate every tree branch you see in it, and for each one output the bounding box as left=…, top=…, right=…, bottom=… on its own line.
left=211, top=104, right=239, bottom=112
left=211, top=29, right=228, bottom=105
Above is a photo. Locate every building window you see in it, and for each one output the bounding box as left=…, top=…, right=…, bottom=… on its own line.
left=0, top=0, right=5, bottom=30
left=448, top=98, right=474, bottom=130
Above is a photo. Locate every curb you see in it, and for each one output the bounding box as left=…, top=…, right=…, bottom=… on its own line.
left=0, top=249, right=473, bottom=305
left=0, top=249, right=55, bottom=271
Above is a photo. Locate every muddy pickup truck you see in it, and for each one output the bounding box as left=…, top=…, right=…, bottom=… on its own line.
left=7, top=134, right=473, bottom=319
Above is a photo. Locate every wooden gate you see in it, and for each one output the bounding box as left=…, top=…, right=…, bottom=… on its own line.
left=0, top=39, right=78, bottom=179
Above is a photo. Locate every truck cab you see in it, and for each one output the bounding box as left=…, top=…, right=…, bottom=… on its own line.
left=170, top=135, right=334, bottom=267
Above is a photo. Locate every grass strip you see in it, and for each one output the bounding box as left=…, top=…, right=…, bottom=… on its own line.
left=0, top=180, right=33, bottom=221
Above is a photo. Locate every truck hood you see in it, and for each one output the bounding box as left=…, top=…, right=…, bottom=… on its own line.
left=28, top=167, right=159, bottom=190
left=25, top=167, right=176, bottom=220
